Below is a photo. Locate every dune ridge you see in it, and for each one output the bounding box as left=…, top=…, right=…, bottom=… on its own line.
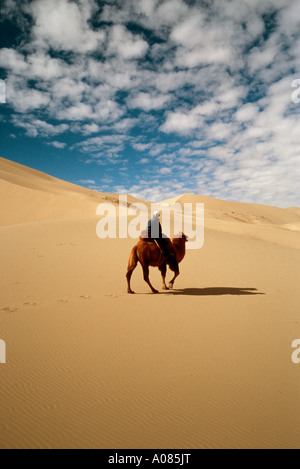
left=0, top=157, right=147, bottom=226
left=1, top=157, right=300, bottom=449
left=161, top=193, right=300, bottom=228
left=161, top=193, right=300, bottom=250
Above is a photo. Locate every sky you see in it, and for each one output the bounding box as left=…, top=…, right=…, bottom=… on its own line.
left=1, top=0, right=300, bottom=207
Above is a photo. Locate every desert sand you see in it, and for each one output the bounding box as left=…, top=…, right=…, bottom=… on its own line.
left=0, top=156, right=300, bottom=449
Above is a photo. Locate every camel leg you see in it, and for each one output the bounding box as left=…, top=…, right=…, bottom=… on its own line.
left=169, top=265, right=180, bottom=290
left=159, top=263, right=169, bottom=290
left=126, top=247, right=138, bottom=294
left=126, top=269, right=136, bottom=294
left=143, top=265, right=159, bottom=294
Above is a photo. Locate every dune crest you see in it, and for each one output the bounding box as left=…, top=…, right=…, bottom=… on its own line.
left=0, top=157, right=145, bottom=226
left=160, top=193, right=300, bottom=249
left=160, top=193, right=300, bottom=227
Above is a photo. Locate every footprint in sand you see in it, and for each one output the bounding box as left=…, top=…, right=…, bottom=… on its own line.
left=58, top=299, right=68, bottom=303
left=80, top=295, right=91, bottom=300
left=0, top=307, right=18, bottom=313
left=24, top=302, right=38, bottom=307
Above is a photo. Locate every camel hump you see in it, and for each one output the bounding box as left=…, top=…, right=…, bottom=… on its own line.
left=140, top=230, right=149, bottom=241
left=140, top=231, right=171, bottom=242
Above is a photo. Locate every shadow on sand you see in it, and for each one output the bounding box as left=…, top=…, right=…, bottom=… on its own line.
left=167, top=287, right=265, bottom=296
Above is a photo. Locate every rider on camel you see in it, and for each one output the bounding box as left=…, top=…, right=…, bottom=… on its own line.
left=147, top=211, right=176, bottom=264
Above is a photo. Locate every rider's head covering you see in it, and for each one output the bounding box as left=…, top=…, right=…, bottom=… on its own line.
left=153, top=211, right=160, bottom=218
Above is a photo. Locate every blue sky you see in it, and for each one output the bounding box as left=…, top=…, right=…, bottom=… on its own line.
left=1, top=0, right=300, bottom=206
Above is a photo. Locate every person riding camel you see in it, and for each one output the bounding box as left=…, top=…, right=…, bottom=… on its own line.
left=147, top=211, right=176, bottom=263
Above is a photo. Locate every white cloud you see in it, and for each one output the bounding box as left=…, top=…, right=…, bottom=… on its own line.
left=171, top=12, right=232, bottom=67
left=74, top=134, right=128, bottom=162
left=27, top=53, right=67, bottom=80
left=46, top=141, right=67, bottom=149
left=79, top=179, right=96, bottom=185
left=154, top=71, right=191, bottom=93
left=56, top=103, right=93, bottom=121
left=156, top=0, right=188, bottom=26
left=215, top=85, right=248, bottom=109
left=100, top=0, right=188, bottom=35
left=6, top=77, right=50, bottom=113
left=132, top=143, right=152, bottom=152
left=51, top=77, right=89, bottom=104
left=149, top=144, right=167, bottom=157
left=127, top=92, right=171, bottom=111
left=170, top=14, right=204, bottom=48
left=278, top=0, right=300, bottom=35
left=81, top=123, right=101, bottom=135
left=159, top=167, right=172, bottom=175
left=160, top=111, right=201, bottom=135
left=248, top=45, right=278, bottom=75
left=28, top=0, right=104, bottom=53
left=207, top=121, right=238, bottom=142
left=1, top=49, right=28, bottom=74
left=110, top=117, right=138, bottom=133
left=235, top=103, right=260, bottom=122
left=54, top=98, right=124, bottom=123
left=134, top=0, right=160, bottom=19
left=108, top=25, right=149, bottom=60
left=192, top=101, right=219, bottom=117
left=12, top=116, right=69, bottom=137
left=175, top=45, right=231, bottom=69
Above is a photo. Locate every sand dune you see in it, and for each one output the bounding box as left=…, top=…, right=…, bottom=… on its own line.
left=0, top=157, right=145, bottom=226
left=161, top=193, right=300, bottom=249
left=161, top=193, right=300, bottom=230
left=0, top=157, right=300, bottom=449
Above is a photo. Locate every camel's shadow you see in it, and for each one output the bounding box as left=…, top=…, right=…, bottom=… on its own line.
left=166, top=287, right=265, bottom=296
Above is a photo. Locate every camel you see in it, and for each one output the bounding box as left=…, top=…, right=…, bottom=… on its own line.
left=126, top=232, right=188, bottom=294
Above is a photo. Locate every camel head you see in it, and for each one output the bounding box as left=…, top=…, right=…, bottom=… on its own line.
left=173, top=232, right=189, bottom=243
left=171, top=233, right=188, bottom=263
